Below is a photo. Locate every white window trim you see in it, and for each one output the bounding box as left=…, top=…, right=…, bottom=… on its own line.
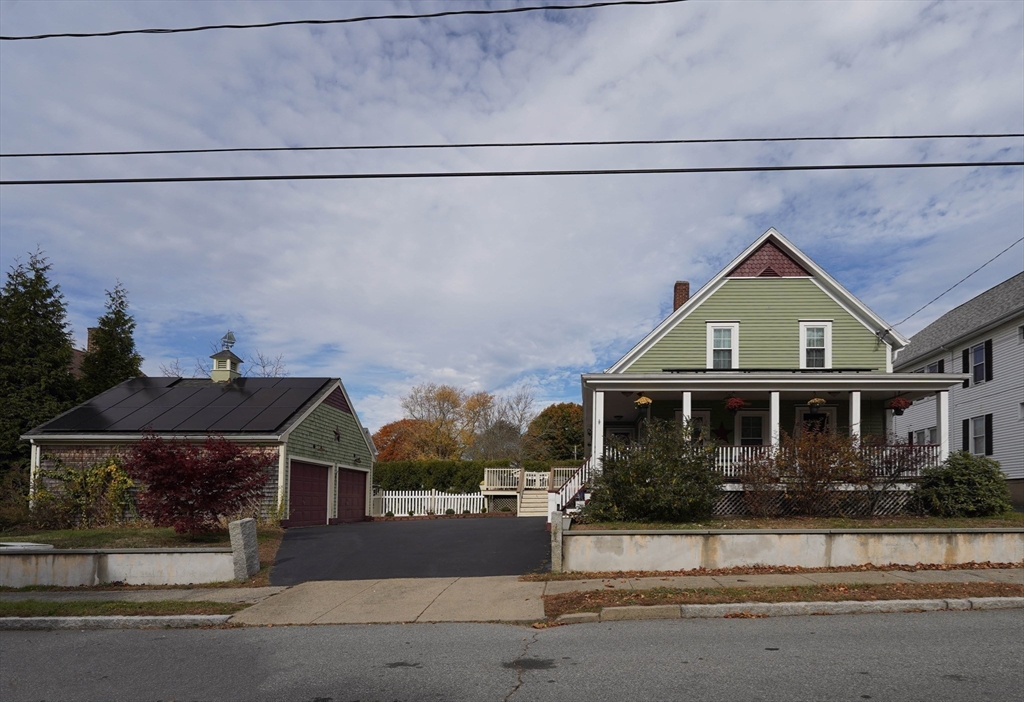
left=706, top=322, right=739, bottom=369
left=733, top=410, right=767, bottom=446
left=799, top=320, right=833, bottom=370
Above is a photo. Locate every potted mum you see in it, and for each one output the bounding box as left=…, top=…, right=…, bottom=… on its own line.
left=887, top=397, right=912, bottom=416
left=807, top=397, right=827, bottom=415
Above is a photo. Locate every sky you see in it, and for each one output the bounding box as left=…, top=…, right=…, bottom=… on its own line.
left=1, top=0, right=1022, bottom=432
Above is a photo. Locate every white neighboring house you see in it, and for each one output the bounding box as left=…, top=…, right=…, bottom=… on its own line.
left=893, top=272, right=1024, bottom=507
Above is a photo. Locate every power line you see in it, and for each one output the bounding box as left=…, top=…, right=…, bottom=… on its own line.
left=2, top=132, right=1020, bottom=160
left=0, top=0, right=687, bottom=41
left=893, top=236, right=1024, bottom=328
left=1, top=160, right=1021, bottom=186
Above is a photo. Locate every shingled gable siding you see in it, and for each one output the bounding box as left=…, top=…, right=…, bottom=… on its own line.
left=284, top=395, right=372, bottom=520
left=624, top=278, right=888, bottom=373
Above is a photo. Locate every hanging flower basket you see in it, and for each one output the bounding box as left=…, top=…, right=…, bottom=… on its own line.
left=634, top=395, right=653, bottom=408
left=724, top=397, right=748, bottom=414
left=887, top=397, right=912, bottom=416
left=807, top=397, right=827, bottom=415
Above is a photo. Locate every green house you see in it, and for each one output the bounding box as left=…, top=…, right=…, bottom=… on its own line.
left=578, top=228, right=964, bottom=479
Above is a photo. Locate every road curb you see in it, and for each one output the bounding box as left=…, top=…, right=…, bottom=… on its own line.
left=556, top=597, right=1024, bottom=624
left=0, top=615, right=233, bottom=630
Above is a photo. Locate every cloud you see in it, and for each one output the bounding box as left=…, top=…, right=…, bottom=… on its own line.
left=1, top=0, right=1021, bottom=431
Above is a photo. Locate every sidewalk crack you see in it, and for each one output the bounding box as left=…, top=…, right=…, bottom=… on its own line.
left=503, top=631, right=540, bottom=702
left=413, top=577, right=460, bottom=622
left=310, top=580, right=382, bottom=624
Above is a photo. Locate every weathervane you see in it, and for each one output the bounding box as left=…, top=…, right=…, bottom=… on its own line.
left=220, top=331, right=236, bottom=350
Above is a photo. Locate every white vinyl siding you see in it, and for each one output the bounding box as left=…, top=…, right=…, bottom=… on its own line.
left=894, top=316, right=1024, bottom=480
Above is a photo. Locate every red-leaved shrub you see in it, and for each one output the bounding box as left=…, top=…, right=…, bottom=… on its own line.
left=125, top=434, right=272, bottom=535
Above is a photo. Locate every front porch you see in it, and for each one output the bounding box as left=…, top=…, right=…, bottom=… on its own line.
left=481, top=467, right=579, bottom=517
left=582, top=371, right=966, bottom=467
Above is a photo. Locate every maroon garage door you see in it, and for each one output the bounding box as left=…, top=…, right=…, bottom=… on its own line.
left=336, top=468, right=366, bottom=523
left=288, top=461, right=329, bottom=527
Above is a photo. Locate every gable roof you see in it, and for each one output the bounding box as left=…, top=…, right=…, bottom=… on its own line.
left=607, top=228, right=909, bottom=373
left=25, top=376, right=336, bottom=438
left=895, top=271, right=1024, bottom=369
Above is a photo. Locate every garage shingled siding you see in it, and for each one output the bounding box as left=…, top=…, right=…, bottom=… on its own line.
left=624, top=278, right=889, bottom=372
left=284, top=394, right=373, bottom=520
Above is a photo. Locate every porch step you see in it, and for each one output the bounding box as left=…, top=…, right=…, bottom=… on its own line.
left=518, top=489, right=550, bottom=517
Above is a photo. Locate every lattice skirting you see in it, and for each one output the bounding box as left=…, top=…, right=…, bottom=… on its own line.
left=713, top=488, right=915, bottom=517
left=487, top=495, right=519, bottom=514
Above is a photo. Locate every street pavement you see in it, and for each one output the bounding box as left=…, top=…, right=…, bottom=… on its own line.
left=3, top=568, right=1021, bottom=626
left=3, top=610, right=1022, bottom=701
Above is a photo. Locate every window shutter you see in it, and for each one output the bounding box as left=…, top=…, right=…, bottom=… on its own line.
left=962, top=419, right=969, bottom=452
left=908, top=431, right=914, bottom=445
left=984, top=339, right=993, bottom=382
left=962, top=349, right=970, bottom=388
left=937, top=359, right=944, bottom=373
left=984, top=414, right=993, bottom=456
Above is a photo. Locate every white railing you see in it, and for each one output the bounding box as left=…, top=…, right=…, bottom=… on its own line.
left=713, top=444, right=942, bottom=478
left=483, top=468, right=519, bottom=490
left=553, top=458, right=593, bottom=518
left=715, top=446, right=771, bottom=478
left=524, top=471, right=549, bottom=489
left=551, top=467, right=578, bottom=488
left=380, top=490, right=485, bottom=516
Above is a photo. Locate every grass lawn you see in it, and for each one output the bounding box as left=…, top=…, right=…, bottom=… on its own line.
left=570, top=513, right=1024, bottom=531
left=0, top=600, right=247, bottom=618
left=0, top=526, right=285, bottom=589
left=543, top=581, right=1024, bottom=620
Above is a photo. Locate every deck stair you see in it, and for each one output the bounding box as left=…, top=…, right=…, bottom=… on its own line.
left=518, top=489, right=550, bottom=517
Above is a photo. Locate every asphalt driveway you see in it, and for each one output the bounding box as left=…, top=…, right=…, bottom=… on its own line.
left=269, top=517, right=550, bottom=585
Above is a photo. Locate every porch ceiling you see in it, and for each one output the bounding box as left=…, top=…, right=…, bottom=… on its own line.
left=581, top=372, right=965, bottom=395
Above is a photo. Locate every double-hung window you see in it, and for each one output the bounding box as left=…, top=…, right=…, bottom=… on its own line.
left=799, top=321, right=832, bottom=369
left=962, top=415, right=993, bottom=456
left=962, top=340, right=992, bottom=387
left=706, top=322, right=739, bottom=369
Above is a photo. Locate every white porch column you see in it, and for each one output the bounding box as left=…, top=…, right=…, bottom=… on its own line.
left=28, top=441, right=40, bottom=500
left=769, top=391, right=780, bottom=447
left=680, top=391, right=692, bottom=422
left=592, top=390, right=605, bottom=465
left=936, top=390, right=950, bottom=461
left=849, top=391, right=862, bottom=440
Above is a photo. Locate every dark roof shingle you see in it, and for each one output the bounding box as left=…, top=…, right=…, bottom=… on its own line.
left=895, top=272, right=1024, bottom=369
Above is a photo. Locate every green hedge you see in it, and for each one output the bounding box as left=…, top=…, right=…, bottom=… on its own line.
left=373, top=460, right=562, bottom=493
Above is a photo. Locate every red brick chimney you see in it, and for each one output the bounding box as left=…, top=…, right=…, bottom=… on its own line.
left=86, top=327, right=99, bottom=352
left=673, top=281, right=690, bottom=311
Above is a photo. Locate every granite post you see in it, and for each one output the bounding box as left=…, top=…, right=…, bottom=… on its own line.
left=229, top=518, right=260, bottom=581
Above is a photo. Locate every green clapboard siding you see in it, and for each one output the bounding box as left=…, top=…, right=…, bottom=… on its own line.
left=285, top=399, right=374, bottom=518
left=625, top=278, right=887, bottom=372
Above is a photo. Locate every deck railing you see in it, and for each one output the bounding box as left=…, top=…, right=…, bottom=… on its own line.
left=483, top=467, right=519, bottom=490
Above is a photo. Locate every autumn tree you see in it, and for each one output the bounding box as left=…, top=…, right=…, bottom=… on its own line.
left=525, top=402, right=584, bottom=461
left=372, top=418, right=428, bottom=462
left=80, top=282, right=143, bottom=398
left=398, top=383, right=536, bottom=461
left=0, top=250, right=79, bottom=478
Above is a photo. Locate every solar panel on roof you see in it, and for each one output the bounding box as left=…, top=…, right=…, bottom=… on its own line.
left=70, top=407, right=140, bottom=431
left=141, top=386, right=205, bottom=408
left=241, top=406, right=298, bottom=432
left=40, top=407, right=102, bottom=432
left=274, top=387, right=322, bottom=408
left=278, top=377, right=330, bottom=389
left=84, top=385, right=144, bottom=407
left=232, top=378, right=282, bottom=391
left=208, top=406, right=270, bottom=432
left=110, top=387, right=175, bottom=409
left=240, top=387, right=289, bottom=407
left=146, top=404, right=205, bottom=431
left=172, top=405, right=238, bottom=432
left=106, top=405, right=176, bottom=432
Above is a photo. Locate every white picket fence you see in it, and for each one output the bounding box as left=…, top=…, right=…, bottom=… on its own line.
left=380, top=490, right=485, bottom=516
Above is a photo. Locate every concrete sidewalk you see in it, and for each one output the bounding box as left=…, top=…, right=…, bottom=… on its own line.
left=3, top=569, right=1020, bottom=627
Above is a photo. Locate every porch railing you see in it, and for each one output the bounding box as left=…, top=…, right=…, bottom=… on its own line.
left=712, top=444, right=941, bottom=478
left=524, top=471, right=549, bottom=489
left=715, top=446, right=770, bottom=478
left=483, top=466, right=580, bottom=491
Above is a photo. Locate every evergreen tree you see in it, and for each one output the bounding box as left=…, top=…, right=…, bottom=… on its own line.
left=80, top=282, right=143, bottom=398
left=0, top=250, right=79, bottom=477
left=524, top=402, right=584, bottom=460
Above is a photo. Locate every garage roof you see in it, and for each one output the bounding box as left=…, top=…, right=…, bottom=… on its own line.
left=25, top=376, right=335, bottom=436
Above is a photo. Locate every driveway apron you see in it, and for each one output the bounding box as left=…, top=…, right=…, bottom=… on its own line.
left=270, top=517, right=550, bottom=585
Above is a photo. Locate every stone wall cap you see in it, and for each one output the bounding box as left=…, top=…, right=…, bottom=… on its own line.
left=0, top=547, right=233, bottom=555
left=563, top=528, right=1024, bottom=536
